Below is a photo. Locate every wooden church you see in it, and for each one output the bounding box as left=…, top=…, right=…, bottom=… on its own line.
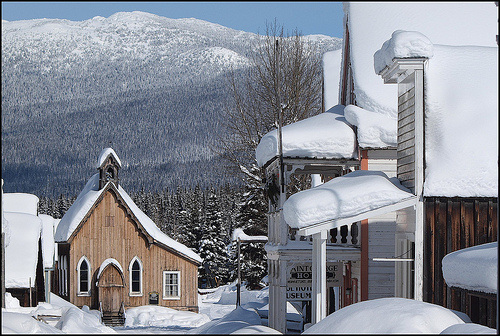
left=53, top=148, right=201, bottom=324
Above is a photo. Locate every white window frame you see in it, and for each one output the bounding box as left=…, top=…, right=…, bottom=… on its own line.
left=129, top=256, right=143, bottom=296
left=77, top=256, right=91, bottom=296
left=162, top=271, right=181, bottom=300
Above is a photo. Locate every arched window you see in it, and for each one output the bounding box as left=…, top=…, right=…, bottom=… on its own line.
left=129, top=257, right=143, bottom=296
left=77, top=256, right=91, bottom=296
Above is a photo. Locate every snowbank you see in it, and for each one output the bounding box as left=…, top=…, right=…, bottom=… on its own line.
left=2, top=311, right=63, bottom=334
left=442, top=242, right=497, bottom=294
left=374, top=30, right=433, bottom=74
left=440, top=323, right=497, bottom=334
left=423, top=45, right=498, bottom=197
left=283, top=170, right=413, bottom=229
left=189, top=306, right=263, bottom=334
left=255, top=105, right=357, bottom=167
left=55, top=306, right=116, bottom=333
left=124, top=305, right=210, bottom=328
left=303, top=297, right=466, bottom=334
left=343, top=104, right=397, bottom=148
left=345, top=2, right=497, bottom=118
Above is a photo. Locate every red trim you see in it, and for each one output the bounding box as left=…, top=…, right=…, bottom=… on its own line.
left=360, top=150, right=369, bottom=301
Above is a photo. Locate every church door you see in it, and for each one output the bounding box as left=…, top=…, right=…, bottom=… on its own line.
left=98, top=264, right=124, bottom=313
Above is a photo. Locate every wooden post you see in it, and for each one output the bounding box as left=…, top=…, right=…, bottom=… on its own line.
left=236, top=238, right=241, bottom=307
left=312, top=230, right=327, bottom=323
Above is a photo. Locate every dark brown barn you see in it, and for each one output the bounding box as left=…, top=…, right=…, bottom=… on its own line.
left=53, top=148, right=201, bottom=325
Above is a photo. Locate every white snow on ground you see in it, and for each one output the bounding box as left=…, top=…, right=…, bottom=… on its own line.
left=283, top=170, right=413, bottom=229
left=440, top=323, right=497, bottom=334
left=373, top=30, right=433, bottom=74
left=442, top=242, right=497, bottom=294
left=124, top=305, right=210, bottom=329
left=255, top=105, right=357, bottom=167
left=3, top=284, right=493, bottom=334
left=303, top=297, right=467, bottom=334
left=422, top=44, right=498, bottom=197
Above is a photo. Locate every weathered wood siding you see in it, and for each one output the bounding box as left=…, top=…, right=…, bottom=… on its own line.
left=367, top=150, right=397, bottom=299
left=424, top=197, right=497, bottom=328
left=68, top=189, right=198, bottom=312
left=397, top=82, right=416, bottom=192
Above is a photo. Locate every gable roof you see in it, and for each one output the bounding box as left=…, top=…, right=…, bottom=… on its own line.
left=55, top=173, right=201, bottom=264
left=97, top=147, right=122, bottom=168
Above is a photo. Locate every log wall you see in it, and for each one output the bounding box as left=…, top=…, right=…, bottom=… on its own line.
left=424, top=197, right=497, bottom=328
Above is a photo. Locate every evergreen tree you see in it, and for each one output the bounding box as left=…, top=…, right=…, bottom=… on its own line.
left=198, top=188, right=230, bottom=288
left=233, top=164, right=268, bottom=289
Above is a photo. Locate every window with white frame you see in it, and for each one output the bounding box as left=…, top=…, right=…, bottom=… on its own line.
left=77, top=256, right=91, bottom=296
left=162, top=271, right=180, bottom=299
left=129, top=257, right=143, bottom=296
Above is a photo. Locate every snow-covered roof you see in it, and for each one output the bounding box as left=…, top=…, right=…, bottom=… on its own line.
left=442, top=242, right=497, bottom=294
left=323, top=49, right=342, bottom=111
left=343, top=104, right=396, bottom=148
left=232, top=228, right=267, bottom=243
left=97, top=258, right=124, bottom=280
left=255, top=105, right=357, bottom=167
left=283, top=170, right=414, bottom=230
left=345, top=2, right=497, bottom=118
left=55, top=173, right=201, bottom=263
left=423, top=44, right=498, bottom=197
left=97, top=147, right=121, bottom=168
left=39, top=214, right=56, bottom=269
left=3, top=193, right=39, bottom=215
left=4, top=212, right=42, bottom=288
left=374, top=30, right=433, bottom=75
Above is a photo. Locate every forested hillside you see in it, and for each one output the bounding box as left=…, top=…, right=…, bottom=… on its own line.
left=1, top=12, right=342, bottom=197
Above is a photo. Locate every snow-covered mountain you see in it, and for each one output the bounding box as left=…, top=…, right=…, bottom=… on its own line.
left=1, top=12, right=342, bottom=196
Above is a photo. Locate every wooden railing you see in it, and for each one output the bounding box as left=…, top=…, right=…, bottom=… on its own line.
left=289, top=222, right=361, bottom=247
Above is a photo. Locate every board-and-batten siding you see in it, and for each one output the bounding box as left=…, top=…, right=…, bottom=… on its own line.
left=69, top=190, right=198, bottom=312
left=367, top=150, right=397, bottom=299
left=397, top=84, right=416, bottom=192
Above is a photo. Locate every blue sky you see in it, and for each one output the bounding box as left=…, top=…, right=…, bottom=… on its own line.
left=1, top=1, right=345, bottom=38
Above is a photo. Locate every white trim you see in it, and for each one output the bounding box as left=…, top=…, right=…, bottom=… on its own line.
left=162, top=270, right=181, bottom=300
left=129, top=256, right=143, bottom=296
left=77, top=255, right=91, bottom=296
left=297, top=196, right=418, bottom=236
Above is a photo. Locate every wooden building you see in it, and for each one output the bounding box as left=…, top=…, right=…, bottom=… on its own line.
left=53, top=148, right=201, bottom=325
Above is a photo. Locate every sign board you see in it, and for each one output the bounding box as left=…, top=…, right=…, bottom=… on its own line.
left=286, top=262, right=342, bottom=301
left=148, top=291, right=159, bottom=305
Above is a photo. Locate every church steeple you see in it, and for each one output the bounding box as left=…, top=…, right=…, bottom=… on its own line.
left=97, top=148, right=121, bottom=190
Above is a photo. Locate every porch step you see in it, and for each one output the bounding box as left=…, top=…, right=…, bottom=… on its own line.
left=102, top=313, right=125, bottom=327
